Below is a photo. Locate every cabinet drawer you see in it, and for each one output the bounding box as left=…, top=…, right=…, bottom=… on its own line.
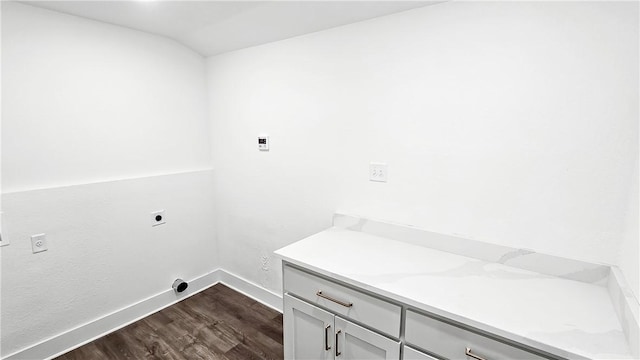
left=403, top=346, right=438, bottom=360
left=405, top=310, right=551, bottom=360
left=284, top=265, right=401, bottom=338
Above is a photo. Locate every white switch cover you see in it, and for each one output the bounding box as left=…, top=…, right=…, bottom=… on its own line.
left=31, top=233, right=48, bottom=253
left=369, top=163, right=388, bottom=182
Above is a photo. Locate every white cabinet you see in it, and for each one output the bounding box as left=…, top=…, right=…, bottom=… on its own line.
left=284, top=294, right=334, bottom=360
left=282, top=263, right=555, bottom=360
left=334, top=316, right=400, bottom=360
left=284, top=293, right=400, bottom=359
left=405, top=310, right=550, bottom=360
left=403, top=346, right=438, bottom=360
left=283, top=265, right=401, bottom=338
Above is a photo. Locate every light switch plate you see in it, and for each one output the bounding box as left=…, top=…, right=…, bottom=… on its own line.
left=31, top=233, right=48, bottom=253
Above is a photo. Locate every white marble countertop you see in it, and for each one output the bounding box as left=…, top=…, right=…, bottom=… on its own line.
left=275, top=227, right=632, bottom=360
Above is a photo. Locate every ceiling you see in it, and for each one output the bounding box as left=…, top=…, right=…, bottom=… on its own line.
left=22, top=1, right=439, bottom=57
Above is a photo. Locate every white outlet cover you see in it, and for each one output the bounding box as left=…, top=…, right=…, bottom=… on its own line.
left=151, top=210, right=166, bottom=226
left=369, top=163, right=388, bottom=182
left=31, top=233, right=48, bottom=253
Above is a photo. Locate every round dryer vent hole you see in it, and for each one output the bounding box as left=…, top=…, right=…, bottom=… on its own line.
left=173, top=279, right=188, bottom=294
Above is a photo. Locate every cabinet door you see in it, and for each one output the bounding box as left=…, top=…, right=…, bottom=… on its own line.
left=284, top=294, right=334, bottom=360
left=403, top=346, right=439, bottom=360
left=335, top=317, right=400, bottom=360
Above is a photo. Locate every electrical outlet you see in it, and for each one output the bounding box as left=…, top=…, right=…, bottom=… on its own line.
left=151, top=210, right=166, bottom=226
left=369, top=163, right=388, bottom=182
left=31, top=233, right=48, bottom=253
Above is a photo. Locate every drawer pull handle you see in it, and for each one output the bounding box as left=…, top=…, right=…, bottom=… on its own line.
left=324, top=324, right=331, bottom=350
left=465, top=347, right=487, bottom=360
left=316, top=291, right=353, bottom=308
left=335, top=330, right=342, bottom=357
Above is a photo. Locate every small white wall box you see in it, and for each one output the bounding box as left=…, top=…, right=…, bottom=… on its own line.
left=258, top=135, right=269, bottom=151
left=151, top=210, right=166, bottom=226
left=369, top=162, right=388, bottom=182
left=31, top=233, right=48, bottom=253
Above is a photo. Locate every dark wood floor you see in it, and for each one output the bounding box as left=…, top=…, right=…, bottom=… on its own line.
left=55, top=284, right=283, bottom=360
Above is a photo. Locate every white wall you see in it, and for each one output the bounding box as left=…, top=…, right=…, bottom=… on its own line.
left=2, top=1, right=638, bottom=356
left=619, top=159, right=639, bottom=300
left=1, top=3, right=216, bottom=357
left=207, top=1, right=639, bottom=296
left=2, top=2, right=211, bottom=192
left=0, top=3, right=3, bottom=357
left=1, top=171, right=216, bottom=358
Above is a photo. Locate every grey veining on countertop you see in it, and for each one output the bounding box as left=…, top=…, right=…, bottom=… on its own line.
left=333, top=213, right=611, bottom=285
left=276, top=214, right=639, bottom=360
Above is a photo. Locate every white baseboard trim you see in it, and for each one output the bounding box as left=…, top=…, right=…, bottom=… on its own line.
left=216, top=269, right=283, bottom=313
left=3, top=269, right=282, bottom=360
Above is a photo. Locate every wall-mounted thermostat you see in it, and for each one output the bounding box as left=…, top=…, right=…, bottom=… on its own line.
left=258, top=135, right=269, bottom=151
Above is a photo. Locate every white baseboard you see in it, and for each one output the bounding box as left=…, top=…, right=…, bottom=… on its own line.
left=216, top=269, right=283, bottom=313
left=3, top=269, right=282, bottom=360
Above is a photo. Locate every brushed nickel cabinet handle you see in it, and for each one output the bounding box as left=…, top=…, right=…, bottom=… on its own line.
left=465, top=347, right=487, bottom=360
left=316, top=291, right=353, bottom=308
left=335, top=330, right=342, bottom=357
left=324, top=324, right=331, bottom=350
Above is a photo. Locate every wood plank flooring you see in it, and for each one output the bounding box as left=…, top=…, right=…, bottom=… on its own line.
left=55, top=284, right=283, bottom=360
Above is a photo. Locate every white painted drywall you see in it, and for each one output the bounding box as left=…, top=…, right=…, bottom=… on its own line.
left=0, top=3, right=3, bottom=357
left=1, top=171, right=216, bottom=357
left=1, top=3, right=216, bottom=357
left=2, top=1, right=638, bottom=356
left=207, top=1, right=639, bottom=295
left=2, top=2, right=211, bottom=192
left=619, top=159, right=639, bottom=301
